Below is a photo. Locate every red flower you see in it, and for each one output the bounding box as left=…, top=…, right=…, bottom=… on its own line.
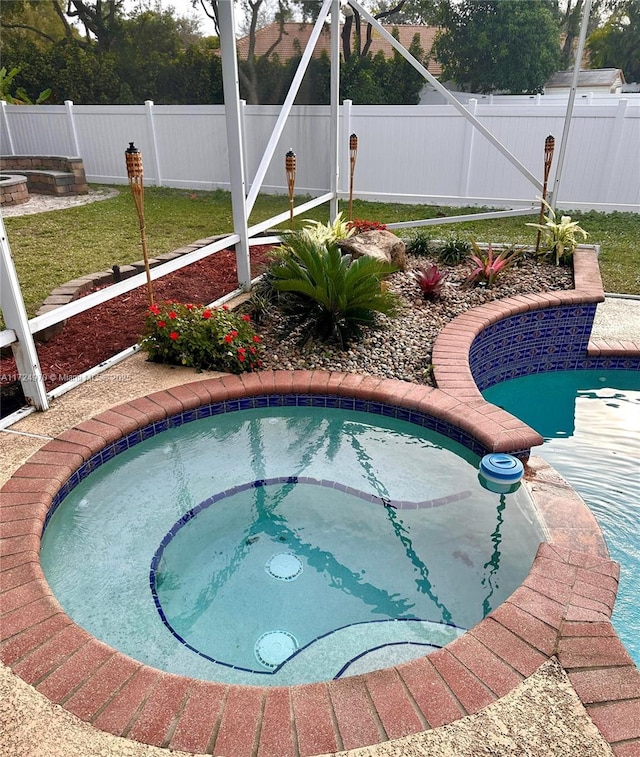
left=257, top=360, right=263, bottom=367
left=168, top=310, right=177, bottom=320
left=157, top=320, right=166, bottom=328
left=230, top=330, right=238, bottom=338
left=169, top=331, right=179, bottom=341
left=222, top=304, right=229, bottom=311
left=224, top=333, right=233, bottom=343
left=238, top=354, right=245, bottom=362
left=241, top=314, right=251, bottom=322
left=186, top=303, right=194, bottom=310
left=149, top=304, right=160, bottom=315
left=252, top=335, right=261, bottom=343
left=237, top=347, right=246, bottom=354
left=202, top=309, right=212, bottom=320
left=249, top=346, right=256, bottom=354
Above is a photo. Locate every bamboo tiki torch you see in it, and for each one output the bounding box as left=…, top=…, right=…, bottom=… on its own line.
left=536, top=135, right=555, bottom=254
left=348, top=133, right=358, bottom=222
left=125, top=142, right=154, bottom=306
left=285, top=149, right=297, bottom=228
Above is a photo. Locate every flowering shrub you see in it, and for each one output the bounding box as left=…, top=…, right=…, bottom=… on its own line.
left=410, top=264, right=449, bottom=299
left=347, top=218, right=388, bottom=234
left=140, top=302, right=263, bottom=373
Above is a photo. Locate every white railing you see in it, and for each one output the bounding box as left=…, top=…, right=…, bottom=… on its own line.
left=1, top=98, right=639, bottom=212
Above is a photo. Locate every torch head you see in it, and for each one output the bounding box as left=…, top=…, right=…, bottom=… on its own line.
left=125, top=142, right=143, bottom=180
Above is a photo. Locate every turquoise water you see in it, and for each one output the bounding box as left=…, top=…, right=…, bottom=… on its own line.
left=40, top=406, right=544, bottom=685
left=484, top=370, right=640, bottom=665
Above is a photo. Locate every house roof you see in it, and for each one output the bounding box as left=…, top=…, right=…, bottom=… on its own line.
left=545, top=68, right=625, bottom=88
left=235, top=22, right=441, bottom=76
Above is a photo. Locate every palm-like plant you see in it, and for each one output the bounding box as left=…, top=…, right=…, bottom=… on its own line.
left=270, top=233, right=400, bottom=348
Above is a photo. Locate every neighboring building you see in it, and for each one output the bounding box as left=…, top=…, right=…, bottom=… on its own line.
left=544, top=68, right=626, bottom=95
left=235, top=22, right=441, bottom=77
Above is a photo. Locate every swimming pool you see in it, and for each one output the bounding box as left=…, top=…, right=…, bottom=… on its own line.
left=483, top=369, right=640, bottom=665
left=40, top=403, right=545, bottom=686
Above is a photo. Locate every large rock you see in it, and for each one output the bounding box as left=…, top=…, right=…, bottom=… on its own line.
left=337, top=230, right=407, bottom=271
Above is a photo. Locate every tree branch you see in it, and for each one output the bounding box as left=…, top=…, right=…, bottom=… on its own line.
left=0, top=23, right=59, bottom=44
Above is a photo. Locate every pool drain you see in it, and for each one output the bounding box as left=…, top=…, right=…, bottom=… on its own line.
left=254, top=630, right=298, bottom=668
left=265, top=552, right=303, bottom=581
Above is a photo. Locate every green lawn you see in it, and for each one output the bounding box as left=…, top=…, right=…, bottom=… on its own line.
left=2, top=186, right=639, bottom=320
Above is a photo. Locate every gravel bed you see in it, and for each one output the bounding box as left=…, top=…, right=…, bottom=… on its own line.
left=256, top=253, right=574, bottom=385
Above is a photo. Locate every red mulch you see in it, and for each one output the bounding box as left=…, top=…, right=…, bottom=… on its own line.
left=0, top=247, right=271, bottom=398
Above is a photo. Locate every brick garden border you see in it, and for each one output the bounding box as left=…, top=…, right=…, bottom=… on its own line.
left=1, top=247, right=639, bottom=756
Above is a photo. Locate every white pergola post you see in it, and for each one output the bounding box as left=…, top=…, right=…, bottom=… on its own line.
left=218, top=0, right=251, bottom=290
left=0, top=216, right=48, bottom=410
left=329, top=0, right=341, bottom=220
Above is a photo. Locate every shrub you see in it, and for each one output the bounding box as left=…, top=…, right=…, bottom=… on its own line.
left=526, top=199, right=588, bottom=265
left=298, top=211, right=355, bottom=245
left=270, top=232, right=400, bottom=348
left=347, top=218, right=388, bottom=234
left=410, top=264, right=449, bottom=299
left=140, top=302, right=263, bottom=373
left=463, top=242, right=522, bottom=288
left=437, top=233, right=472, bottom=265
left=405, top=229, right=432, bottom=256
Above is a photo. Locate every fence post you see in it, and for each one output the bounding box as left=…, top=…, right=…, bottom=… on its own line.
left=1, top=100, right=15, bottom=155
left=64, top=100, right=81, bottom=155
left=459, top=98, right=478, bottom=199
left=603, top=98, right=628, bottom=204
left=239, top=100, right=249, bottom=187
left=144, top=100, right=162, bottom=186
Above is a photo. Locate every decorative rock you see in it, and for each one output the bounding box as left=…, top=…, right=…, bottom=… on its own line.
left=337, top=230, right=408, bottom=271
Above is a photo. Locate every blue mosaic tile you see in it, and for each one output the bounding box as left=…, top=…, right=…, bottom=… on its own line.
left=196, top=405, right=212, bottom=418
left=267, top=395, right=284, bottom=406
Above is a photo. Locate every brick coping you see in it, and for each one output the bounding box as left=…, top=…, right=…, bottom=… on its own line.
left=2, top=369, right=639, bottom=756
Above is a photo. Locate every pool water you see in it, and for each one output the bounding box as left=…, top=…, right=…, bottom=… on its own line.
left=40, top=405, right=544, bottom=685
left=483, top=370, right=640, bottom=666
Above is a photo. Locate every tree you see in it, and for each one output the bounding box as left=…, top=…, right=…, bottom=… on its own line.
left=552, top=0, right=608, bottom=69
left=432, top=0, right=560, bottom=94
left=587, top=0, right=640, bottom=82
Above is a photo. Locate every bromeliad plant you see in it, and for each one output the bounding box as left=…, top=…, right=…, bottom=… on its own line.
left=140, top=302, right=263, bottom=373
left=464, top=242, right=522, bottom=288
left=526, top=199, right=588, bottom=265
left=269, top=232, right=400, bottom=348
left=410, top=264, right=449, bottom=299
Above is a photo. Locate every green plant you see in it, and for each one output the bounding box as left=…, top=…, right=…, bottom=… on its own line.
left=410, top=264, right=449, bottom=299
left=139, top=302, right=262, bottom=373
left=405, top=229, right=433, bottom=256
left=0, top=66, right=51, bottom=105
left=526, top=199, right=588, bottom=265
left=437, top=233, right=472, bottom=265
left=270, top=232, right=400, bottom=348
left=464, top=242, right=522, bottom=288
left=298, top=211, right=355, bottom=245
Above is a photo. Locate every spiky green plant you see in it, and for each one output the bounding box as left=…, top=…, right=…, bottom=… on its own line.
left=270, top=233, right=400, bottom=348
left=436, top=233, right=472, bottom=265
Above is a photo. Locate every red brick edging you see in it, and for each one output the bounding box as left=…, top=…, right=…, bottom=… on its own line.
left=2, top=369, right=639, bottom=755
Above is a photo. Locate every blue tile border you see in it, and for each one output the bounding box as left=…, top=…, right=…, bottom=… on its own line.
left=44, top=395, right=492, bottom=531
left=469, top=304, right=610, bottom=391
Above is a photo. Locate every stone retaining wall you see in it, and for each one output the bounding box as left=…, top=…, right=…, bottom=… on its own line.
left=0, top=155, right=88, bottom=201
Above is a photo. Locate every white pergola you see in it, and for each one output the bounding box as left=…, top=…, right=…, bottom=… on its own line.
left=0, top=0, right=593, bottom=424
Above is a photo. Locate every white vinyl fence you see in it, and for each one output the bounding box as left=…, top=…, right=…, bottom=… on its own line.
left=1, top=98, right=639, bottom=212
